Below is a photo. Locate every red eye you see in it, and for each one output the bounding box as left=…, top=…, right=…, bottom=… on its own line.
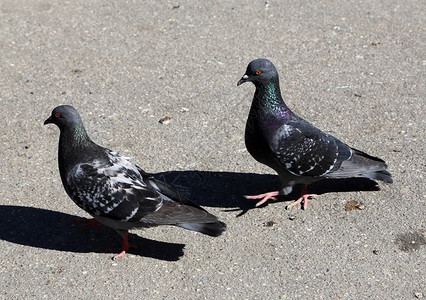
left=255, top=70, right=262, bottom=75
left=55, top=113, right=60, bottom=118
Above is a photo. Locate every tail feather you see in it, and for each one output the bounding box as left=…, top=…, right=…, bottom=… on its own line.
left=177, top=221, right=227, bottom=237
left=363, top=169, right=393, bottom=183
left=329, top=148, right=393, bottom=183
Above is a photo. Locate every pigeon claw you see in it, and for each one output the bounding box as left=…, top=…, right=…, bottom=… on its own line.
left=244, top=191, right=280, bottom=207
left=286, top=194, right=317, bottom=210
left=111, top=244, right=138, bottom=260
left=109, top=233, right=138, bottom=260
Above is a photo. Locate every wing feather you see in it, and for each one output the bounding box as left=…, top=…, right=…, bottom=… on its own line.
left=66, top=151, right=162, bottom=222
left=270, top=117, right=352, bottom=178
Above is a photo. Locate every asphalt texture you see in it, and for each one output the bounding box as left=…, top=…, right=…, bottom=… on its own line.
left=1, top=0, right=425, bottom=299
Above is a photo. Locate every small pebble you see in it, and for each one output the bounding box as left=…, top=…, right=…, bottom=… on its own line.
left=345, top=200, right=364, bottom=211
left=373, top=250, right=380, bottom=255
left=159, top=116, right=172, bottom=125
left=263, top=221, right=277, bottom=227
left=414, top=292, right=423, bottom=298
left=288, top=215, right=296, bottom=220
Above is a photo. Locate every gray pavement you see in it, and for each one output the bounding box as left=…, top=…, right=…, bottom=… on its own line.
left=0, top=0, right=424, bottom=299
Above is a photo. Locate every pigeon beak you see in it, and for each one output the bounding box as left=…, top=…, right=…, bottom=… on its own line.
left=44, top=116, right=53, bottom=125
left=237, top=74, right=249, bottom=86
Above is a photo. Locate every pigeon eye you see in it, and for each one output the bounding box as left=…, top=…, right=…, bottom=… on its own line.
left=255, top=70, right=262, bottom=75
left=55, top=113, right=60, bottom=118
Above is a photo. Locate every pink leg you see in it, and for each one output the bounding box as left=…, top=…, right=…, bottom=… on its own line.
left=74, top=218, right=100, bottom=232
left=286, top=185, right=317, bottom=210
left=245, top=191, right=280, bottom=207
left=108, top=232, right=138, bottom=259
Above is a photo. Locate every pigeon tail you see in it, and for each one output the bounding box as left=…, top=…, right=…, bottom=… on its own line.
left=350, top=149, right=393, bottom=183
left=329, top=148, right=393, bottom=183
left=177, top=221, right=227, bottom=237
left=363, top=169, right=393, bottom=183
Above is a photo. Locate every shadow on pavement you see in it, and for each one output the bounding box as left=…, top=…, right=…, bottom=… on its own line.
left=0, top=205, right=184, bottom=261
left=153, top=170, right=381, bottom=215
left=0, top=171, right=380, bottom=257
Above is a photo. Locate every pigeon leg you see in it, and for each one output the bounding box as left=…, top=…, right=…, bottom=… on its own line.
left=109, top=232, right=138, bottom=259
left=245, top=191, right=280, bottom=207
left=73, top=218, right=100, bottom=232
left=286, top=185, right=317, bottom=210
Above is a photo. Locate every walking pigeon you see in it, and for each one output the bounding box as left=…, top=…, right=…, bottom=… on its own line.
left=237, top=59, right=392, bottom=209
left=44, top=105, right=226, bottom=258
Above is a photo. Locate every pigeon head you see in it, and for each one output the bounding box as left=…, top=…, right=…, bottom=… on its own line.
left=44, top=105, right=83, bottom=129
left=237, top=58, right=279, bottom=87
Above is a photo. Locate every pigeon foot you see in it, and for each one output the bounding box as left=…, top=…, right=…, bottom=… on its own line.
left=109, top=233, right=137, bottom=259
left=245, top=191, right=280, bottom=207
left=286, top=185, right=316, bottom=210
left=286, top=193, right=317, bottom=210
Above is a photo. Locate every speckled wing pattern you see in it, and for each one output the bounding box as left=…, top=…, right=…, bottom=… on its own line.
left=270, top=116, right=352, bottom=178
left=66, top=150, right=161, bottom=222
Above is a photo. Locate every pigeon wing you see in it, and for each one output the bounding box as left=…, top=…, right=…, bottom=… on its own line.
left=270, top=117, right=352, bottom=178
left=66, top=158, right=162, bottom=223
left=136, top=167, right=209, bottom=210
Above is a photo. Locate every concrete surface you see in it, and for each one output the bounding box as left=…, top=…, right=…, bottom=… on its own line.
left=0, top=0, right=424, bottom=299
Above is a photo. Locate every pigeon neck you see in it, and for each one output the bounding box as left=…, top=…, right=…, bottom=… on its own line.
left=255, top=80, right=291, bottom=121
left=59, top=123, right=95, bottom=154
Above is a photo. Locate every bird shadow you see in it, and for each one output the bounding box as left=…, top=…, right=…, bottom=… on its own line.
left=0, top=205, right=184, bottom=261
left=0, top=173, right=380, bottom=256
left=153, top=170, right=381, bottom=216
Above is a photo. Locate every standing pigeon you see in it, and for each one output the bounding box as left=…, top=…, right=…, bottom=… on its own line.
left=237, top=59, right=392, bottom=209
left=44, top=105, right=226, bottom=258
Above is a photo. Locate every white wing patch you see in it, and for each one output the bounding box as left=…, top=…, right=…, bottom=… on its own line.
left=66, top=149, right=161, bottom=219
left=124, top=207, right=139, bottom=222
left=103, top=151, right=149, bottom=191
left=272, top=125, right=294, bottom=149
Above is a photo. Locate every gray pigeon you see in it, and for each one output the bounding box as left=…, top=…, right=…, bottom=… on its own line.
left=44, top=105, right=226, bottom=258
left=237, top=59, right=392, bottom=209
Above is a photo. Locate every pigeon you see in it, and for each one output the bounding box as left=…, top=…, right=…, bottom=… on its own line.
left=237, top=58, right=392, bottom=209
left=44, top=105, right=226, bottom=258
